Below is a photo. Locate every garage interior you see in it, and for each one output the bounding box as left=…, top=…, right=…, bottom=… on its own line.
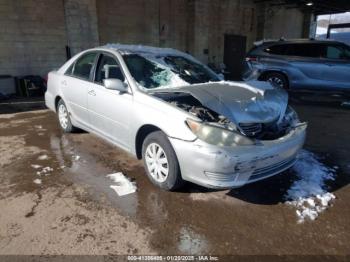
left=1, top=0, right=348, bottom=77
left=0, top=0, right=350, bottom=259
left=1, top=0, right=349, bottom=80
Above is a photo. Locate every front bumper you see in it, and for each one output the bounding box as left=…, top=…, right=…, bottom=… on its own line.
left=169, top=123, right=307, bottom=189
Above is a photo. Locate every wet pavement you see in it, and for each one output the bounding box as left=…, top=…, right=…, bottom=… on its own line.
left=0, top=96, right=349, bottom=256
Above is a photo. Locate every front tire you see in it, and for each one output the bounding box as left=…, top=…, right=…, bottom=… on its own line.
left=142, top=131, right=183, bottom=191
left=57, top=99, right=77, bottom=133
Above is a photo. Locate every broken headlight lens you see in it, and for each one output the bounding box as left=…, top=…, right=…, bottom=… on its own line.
left=186, top=119, right=255, bottom=146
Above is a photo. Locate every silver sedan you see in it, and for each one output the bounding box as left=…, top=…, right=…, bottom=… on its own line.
left=45, top=44, right=307, bottom=190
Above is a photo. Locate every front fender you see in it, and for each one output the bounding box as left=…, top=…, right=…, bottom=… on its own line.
left=130, top=92, right=197, bottom=142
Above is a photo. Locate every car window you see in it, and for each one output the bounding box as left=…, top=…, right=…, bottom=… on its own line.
left=123, top=54, right=174, bottom=89
left=95, top=54, right=125, bottom=84
left=284, top=44, right=323, bottom=58
left=326, top=45, right=343, bottom=59
left=71, top=53, right=97, bottom=80
left=324, top=44, right=350, bottom=60
left=264, top=44, right=287, bottom=55
left=164, top=56, right=220, bottom=84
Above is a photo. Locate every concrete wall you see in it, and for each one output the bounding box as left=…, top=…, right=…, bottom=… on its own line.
left=0, top=0, right=308, bottom=77
left=96, top=0, right=191, bottom=52
left=64, top=0, right=99, bottom=56
left=97, top=0, right=160, bottom=47
left=263, top=6, right=305, bottom=39
left=97, top=0, right=258, bottom=66
left=0, top=0, right=67, bottom=76
left=192, top=0, right=258, bottom=65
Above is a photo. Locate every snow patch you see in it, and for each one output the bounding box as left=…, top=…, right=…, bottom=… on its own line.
left=285, top=150, right=336, bottom=223
left=31, top=164, right=42, bottom=169
left=33, top=179, right=42, bottom=185
left=107, top=172, right=136, bottom=196
left=36, top=166, right=54, bottom=176
left=72, top=155, right=80, bottom=161
left=37, top=154, right=49, bottom=160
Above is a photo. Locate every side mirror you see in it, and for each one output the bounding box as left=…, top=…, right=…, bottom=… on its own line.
left=103, top=79, right=128, bottom=93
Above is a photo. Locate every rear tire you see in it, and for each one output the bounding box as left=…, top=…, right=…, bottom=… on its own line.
left=57, top=99, right=77, bottom=133
left=142, top=131, right=184, bottom=191
left=265, top=72, right=289, bottom=89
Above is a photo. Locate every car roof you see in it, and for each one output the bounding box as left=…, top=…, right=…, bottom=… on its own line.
left=254, top=38, right=344, bottom=47
left=96, top=43, right=190, bottom=58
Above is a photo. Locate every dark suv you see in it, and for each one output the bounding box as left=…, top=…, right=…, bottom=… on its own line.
left=242, top=39, right=350, bottom=92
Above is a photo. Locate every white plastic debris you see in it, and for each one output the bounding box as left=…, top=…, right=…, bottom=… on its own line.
left=285, top=150, right=336, bottom=223
left=31, top=164, right=42, bottom=169
left=72, top=155, right=80, bottom=161
left=37, top=155, right=48, bottom=160
left=36, top=166, right=54, bottom=176
left=33, top=179, right=42, bottom=185
left=107, top=172, right=136, bottom=196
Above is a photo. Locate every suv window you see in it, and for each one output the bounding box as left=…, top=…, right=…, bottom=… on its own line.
left=284, top=44, right=322, bottom=58
left=71, top=53, right=97, bottom=80
left=264, top=44, right=287, bottom=55
left=95, top=54, right=125, bottom=84
left=265, top=43, right=324, bottom=58
left=324, top=44, right=350, bottom=60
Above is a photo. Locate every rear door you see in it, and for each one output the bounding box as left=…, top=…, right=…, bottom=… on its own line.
left=283, top=43, right=326, bottom=81
left=87, top=53, right=133, bottom=150
left=319, top=43, right=350, bottom=83
left=63, top=52, right=98, bottom=127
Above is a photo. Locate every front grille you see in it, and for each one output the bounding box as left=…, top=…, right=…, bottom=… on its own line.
left=204, top=172, right=237, bottom=182
left=249, top=157, right=296, bottom=181
left=239, top=123, right=263, bottom=137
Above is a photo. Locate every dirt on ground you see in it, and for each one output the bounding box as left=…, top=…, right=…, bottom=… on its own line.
left=0, top=97, right=349, bottom=258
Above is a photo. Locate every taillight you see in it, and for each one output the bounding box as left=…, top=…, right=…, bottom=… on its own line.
left=245, top=56, right=258, bottom=62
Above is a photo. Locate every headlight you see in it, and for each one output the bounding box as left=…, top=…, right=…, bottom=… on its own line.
left=284, top=106, right=299, bottom=126
left=186, top=119, right=255, bottom=146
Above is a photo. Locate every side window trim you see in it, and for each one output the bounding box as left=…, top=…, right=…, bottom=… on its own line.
left=93, top=51, right=128, bottom=86
left=90, top=52, right=101, bottom=82
left=64, top=51, right=98, bottom=82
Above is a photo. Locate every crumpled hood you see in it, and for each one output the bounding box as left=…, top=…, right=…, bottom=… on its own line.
left=154, top=80, right=288, bottom=124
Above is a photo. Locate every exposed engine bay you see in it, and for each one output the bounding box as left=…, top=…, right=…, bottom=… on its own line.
left=153, top=91, right=291, bottom=140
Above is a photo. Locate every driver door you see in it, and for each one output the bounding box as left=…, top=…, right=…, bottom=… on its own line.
left=87, top=53, right=133, bottom=150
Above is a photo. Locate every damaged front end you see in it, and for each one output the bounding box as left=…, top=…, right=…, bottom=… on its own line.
left=152, top=81, right=302, bottom=144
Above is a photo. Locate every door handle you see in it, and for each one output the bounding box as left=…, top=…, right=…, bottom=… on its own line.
left=88, top=90, right=96, bottom=96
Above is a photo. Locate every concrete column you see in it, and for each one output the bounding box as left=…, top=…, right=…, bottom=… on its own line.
left=63, top=0, right=100, bottom=56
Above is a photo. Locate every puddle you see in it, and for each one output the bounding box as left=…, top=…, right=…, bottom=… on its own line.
left=2, top=109, right=349, bottom=255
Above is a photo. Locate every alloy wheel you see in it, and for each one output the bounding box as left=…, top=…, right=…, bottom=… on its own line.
left=58, top=104, right=69, bottom=129
left=267, top=76, right=285, bottom=88
left=145, top=143, right=169, bottom=183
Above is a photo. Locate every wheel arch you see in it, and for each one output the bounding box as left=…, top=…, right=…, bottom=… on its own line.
left=135, top=124, right=163, bottom=159
left=54, top=96, right=62, bottom=112
left=258, top=70, right=289, bottom=82
left=258, top=70, right=290, bottom=89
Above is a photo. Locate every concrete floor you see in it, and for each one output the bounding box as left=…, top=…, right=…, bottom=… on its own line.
left=0, top=95, right=349, bottom=256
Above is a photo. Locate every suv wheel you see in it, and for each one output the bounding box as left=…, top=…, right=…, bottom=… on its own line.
left=57, top=99, right=77, bottom=133
left=265, top=72, right=289, bottom=89
left=142, top=131, right=183, bottom=191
